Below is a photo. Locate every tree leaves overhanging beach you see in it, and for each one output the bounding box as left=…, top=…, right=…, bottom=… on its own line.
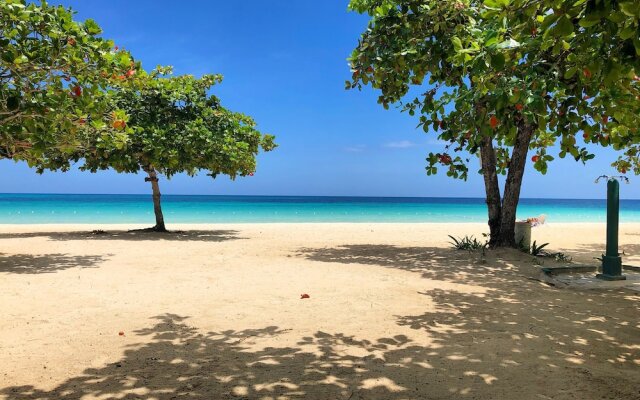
left=0, top=0, right=137, bottom=168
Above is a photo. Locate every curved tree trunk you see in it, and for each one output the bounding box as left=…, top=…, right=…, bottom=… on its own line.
left=496, top=121, right=535, bottom=247
left=479, top=135, right=502, bottom=247
left=144, top=168, right=167, bottom=232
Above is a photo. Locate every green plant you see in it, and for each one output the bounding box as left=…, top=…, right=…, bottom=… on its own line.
left=448, top=235, right=488, bottom=252
left=526, top=240, right=573, bottom=262
left=530, top=241, right=550, bottom=256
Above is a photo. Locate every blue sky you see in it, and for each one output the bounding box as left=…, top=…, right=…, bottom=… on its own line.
left=1, top=0, right=638, bottom=199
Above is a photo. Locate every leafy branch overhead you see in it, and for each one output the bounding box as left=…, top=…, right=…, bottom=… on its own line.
left=348, top=0, right=640, bottom=178
left=0, top=0, right=139, bottom=166
left=76, top=67, right=276, bottom=180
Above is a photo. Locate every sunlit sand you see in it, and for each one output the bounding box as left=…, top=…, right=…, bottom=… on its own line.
left=1, top=223, right=638, bottom=399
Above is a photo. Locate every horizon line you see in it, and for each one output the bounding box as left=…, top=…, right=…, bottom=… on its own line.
left=0, top=192, right=637, bottom=201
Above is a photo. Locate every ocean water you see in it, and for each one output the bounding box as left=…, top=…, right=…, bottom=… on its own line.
left=0, top=194, right=639, bottom=224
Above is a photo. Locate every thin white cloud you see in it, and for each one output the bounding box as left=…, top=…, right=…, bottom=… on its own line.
left=427, top=138, right=448, bottom=146
left=384, top=140, right=415, bottom=149
left=344, top=145, right=366, bottom=153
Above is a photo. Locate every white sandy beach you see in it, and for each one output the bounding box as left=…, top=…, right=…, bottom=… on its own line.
left=0, top=223, right=638, bottom=399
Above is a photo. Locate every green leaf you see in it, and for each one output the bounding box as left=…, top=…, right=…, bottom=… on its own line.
left=84, top=19, right=102, bottom=35
left=564, top=66, right=578, bottom=79
left=579, top=13, right=602, bottom=28
left=452, top=36, right=463, bottom=52
left=619, top=2, right=640, bottom=17
left=491, top=53, right=505, bottom=69
left=619, top=25, right=636, bottom=40
left=13, top=55, right=28, bottom=64
left=554, top=16, right=574, bottom=37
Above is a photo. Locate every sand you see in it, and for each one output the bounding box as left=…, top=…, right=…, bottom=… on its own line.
left=0, top=223, right=638, bottom=400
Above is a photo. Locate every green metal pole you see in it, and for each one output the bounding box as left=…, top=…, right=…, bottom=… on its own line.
left=597, top=178, right=626, bottom=280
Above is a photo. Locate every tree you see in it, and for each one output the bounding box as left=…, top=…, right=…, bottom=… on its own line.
left=1, top=0, right=136, bottom=168
left=348, top=0, right=640, bottom=247
left=76, top=68, right=276, bottom=232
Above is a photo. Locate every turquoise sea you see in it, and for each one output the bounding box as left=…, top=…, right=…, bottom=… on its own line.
left=0, top=194, right=639, bottom=224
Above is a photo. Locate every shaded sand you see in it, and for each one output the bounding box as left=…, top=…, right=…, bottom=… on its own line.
left=0, top=223, right=639, bottom=399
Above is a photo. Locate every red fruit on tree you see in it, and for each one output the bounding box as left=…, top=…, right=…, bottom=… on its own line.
left=126, top=69, right=136, bottom=78
left=531, top=155, right=540, bottom=162
left=621, top=168, right=627, bottom=174
left=583, top=68, right=592, bottom=78
left=112, top=120, right=126, bottom=130
left=515, top=103, right=524, bottom=111
left=114, top=45, right=119, bottom=51
left=249, top=172, right=254, bottom=177
left=583, top=132, right=589, bottom=140
left=489, top=115, right=499, bottom=129
left=71, top=86, right=82, bottom=97
left=67, top=37, right=76, bottom=46
left=439, top=154, right=452, bottom=165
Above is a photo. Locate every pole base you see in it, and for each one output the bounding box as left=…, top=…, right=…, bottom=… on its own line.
left=601, top=255, right=623, bottom=278
left=596, top=273, right=627, bottom=281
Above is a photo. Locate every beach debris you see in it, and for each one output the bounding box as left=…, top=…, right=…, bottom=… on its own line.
left=118, top=331, right=125, bottom=336
left=91, top=229, right=107, bottom=235
left=300, top=294, right=310, bottom=299
left=524, top=214, right=546, bottom=227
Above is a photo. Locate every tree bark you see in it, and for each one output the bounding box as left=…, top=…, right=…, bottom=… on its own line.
left=496, top=121, right=535, bottom=247
left=479, top=135, right=502, bottom=247
left=145, top=168, right=167, bottom=232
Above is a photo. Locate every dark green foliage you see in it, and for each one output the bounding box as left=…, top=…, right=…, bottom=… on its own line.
left=529, top=241, right=549, bottom=256
left=448, top=235, right=488, bottom=251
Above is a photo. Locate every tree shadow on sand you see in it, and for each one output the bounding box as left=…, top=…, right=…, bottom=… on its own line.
left=0, top=229, right=243, bottom=243
left=3, top=310, right=638, bottom=400
left=0, top=252, right=107, bottom=274
left=295, top=244, right=640, bottom=398
left=298, top=244, right=528, bottom=286
left=2, top=245, right=639, bottom=399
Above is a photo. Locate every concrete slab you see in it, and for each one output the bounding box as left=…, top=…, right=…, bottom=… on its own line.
left=540, top=266, right=640, bottom=292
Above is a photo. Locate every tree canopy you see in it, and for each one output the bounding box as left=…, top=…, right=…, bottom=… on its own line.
left=0, top=0, right=136, bottom=168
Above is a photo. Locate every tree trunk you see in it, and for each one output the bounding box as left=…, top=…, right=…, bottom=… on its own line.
left=496, top=121, right=535, bottom=247
left=145, top=169, right=167, bottom=232
left=479, top=135, right=502, bottom=247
